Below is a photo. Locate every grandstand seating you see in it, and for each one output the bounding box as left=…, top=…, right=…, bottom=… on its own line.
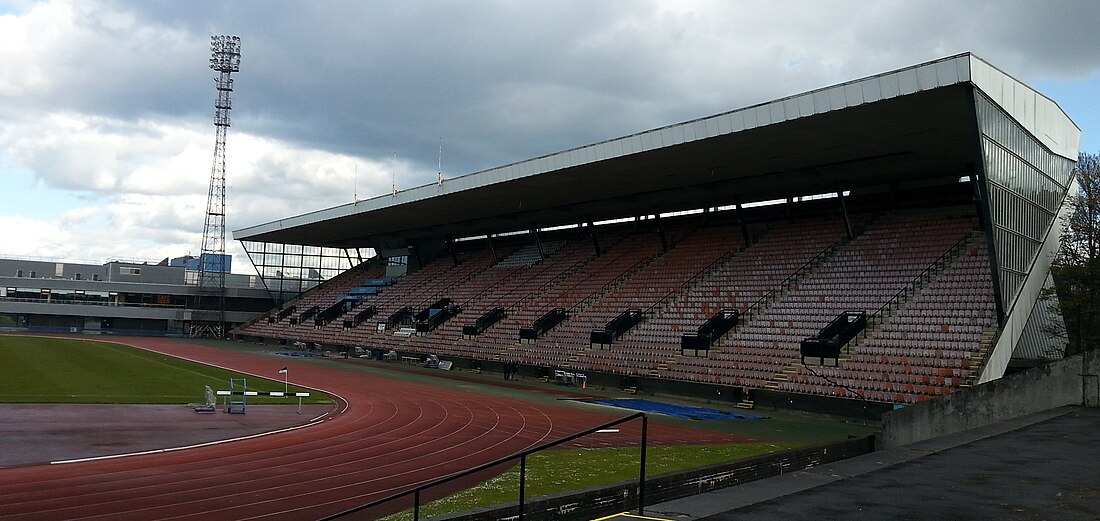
left=780, top=238, right=996, bottom=403
left=682, top=209, right=979, bottom=390
left=238, top=261, right=387, bottom=340
left=235, top=205, right=998, bottom=404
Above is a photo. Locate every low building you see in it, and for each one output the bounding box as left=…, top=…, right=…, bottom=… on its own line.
left=0, top=257, right=273, bottom=336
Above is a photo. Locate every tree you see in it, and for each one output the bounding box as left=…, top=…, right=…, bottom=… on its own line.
left=1049, top=152, right=1100, bottom=356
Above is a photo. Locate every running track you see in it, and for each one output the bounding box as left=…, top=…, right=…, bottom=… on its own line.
left=0, top=338, right=746, bottom=520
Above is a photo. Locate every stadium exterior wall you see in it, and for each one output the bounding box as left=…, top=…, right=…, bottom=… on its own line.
left=881, top=349, right=1100, bottom=448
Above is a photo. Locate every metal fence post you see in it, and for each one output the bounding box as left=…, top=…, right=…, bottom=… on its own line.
left=519, top=455, right=527, bottom=520
left=639, top=414, right=648, bottom=515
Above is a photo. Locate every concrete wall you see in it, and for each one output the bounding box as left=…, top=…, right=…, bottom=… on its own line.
left=1086, top=350, right=1100, bottom=408
left=882, top=350, right=1099, bottom=448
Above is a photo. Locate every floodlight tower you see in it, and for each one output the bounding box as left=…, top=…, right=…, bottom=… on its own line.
left=192, top=35, right=241, bottom=338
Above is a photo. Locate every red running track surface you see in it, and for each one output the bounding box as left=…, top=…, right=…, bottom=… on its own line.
left=0, top=338, right=748, bottom=520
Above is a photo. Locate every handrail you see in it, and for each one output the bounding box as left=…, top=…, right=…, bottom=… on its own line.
left=318, top=412, right=649, bottom=521
left=867, top=235, right=970, bottom=327
left=743, top=244, right=836, bottom=321
left=446, top=241, right=586, bottom=317
left=582, top=223, right=714, bottom=313
left=563, top=241, right=648, bottom=313
left=568, top=253, right=652, bottom=315
left=524, top=237, right=648, bottom=317
left=641, top=241, right=743, bottom=317
left=795, top=236, right=969, bottom=401
left=507, top=259, right=587, bottom=313
left=457, top=264, right=526, bottom=310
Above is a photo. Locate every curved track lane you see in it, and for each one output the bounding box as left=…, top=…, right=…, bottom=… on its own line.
left=0, top=338, right=744, bottom=520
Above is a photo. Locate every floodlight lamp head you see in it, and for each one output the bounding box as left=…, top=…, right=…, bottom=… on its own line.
left=209, top=35, right=242, bottom=73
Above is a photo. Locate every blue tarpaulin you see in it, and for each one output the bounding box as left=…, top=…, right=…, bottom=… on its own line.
left=580, top=399, right=764, bottom=420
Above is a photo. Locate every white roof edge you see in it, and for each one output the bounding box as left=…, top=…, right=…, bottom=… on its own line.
left=966, top=54, right=1081, bottom=160
left=234, top=52, right=1080, bottom=241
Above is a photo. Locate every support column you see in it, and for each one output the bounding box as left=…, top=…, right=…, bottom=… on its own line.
left=446, top=238, right=459, bottom=266
left=411, top=244, right=424, bottom=272
left=531, top=228, right=545, bottom=260
left=837, top=187, right=853, bottom=239
left=589, top=221, right=601, bottom=256
left=735, top=199, right=751, bottom=247
left=653, top=209, right=668, bottom=253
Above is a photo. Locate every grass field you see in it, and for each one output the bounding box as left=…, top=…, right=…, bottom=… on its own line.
left=0, top=336, right=332, bottom=404
left=386, top=442, right=797, bottom=520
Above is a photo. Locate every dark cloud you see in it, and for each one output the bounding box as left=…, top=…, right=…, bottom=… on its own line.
left=7, top=0, right=1100, bottom=206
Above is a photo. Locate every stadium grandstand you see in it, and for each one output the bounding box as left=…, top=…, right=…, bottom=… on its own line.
left=232, top=52, right=1079, bottom=413
left=0, top=254, right=273, bottom=335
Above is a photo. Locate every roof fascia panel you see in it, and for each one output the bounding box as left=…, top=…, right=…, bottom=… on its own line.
left=967, top=55, right=1080, bottom=160
left=233, top=53, right=1080, bottom=245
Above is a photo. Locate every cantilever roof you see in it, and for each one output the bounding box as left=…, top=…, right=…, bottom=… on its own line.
left=234, top=53, right=1079, bottom=248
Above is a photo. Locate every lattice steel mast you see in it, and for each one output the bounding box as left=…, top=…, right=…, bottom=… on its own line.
left=192, top=35, right=241, bottom=337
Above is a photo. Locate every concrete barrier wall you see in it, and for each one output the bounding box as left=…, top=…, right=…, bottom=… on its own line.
left=1085, top=350, right=1100, bottom=408
left=882, top=350, right=1099, bottom=448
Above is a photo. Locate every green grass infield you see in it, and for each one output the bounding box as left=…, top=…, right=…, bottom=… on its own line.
left=0, top=336, right=333, bottom=405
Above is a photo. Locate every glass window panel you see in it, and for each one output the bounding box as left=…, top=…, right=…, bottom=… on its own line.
left=976, top=93, right=1074, bottom=313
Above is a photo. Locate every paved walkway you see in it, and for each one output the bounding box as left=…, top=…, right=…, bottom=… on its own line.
left=646, top=406, right=1100, bottom=521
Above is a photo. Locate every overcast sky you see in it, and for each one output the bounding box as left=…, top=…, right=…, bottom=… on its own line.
left=2, top=0, right=1099, bottom=273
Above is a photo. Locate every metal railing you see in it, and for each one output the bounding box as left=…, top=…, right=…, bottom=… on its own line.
left=641, top=241, right=743, bottom=317
left=742, top=244, right=836, bottom=322
left=0, top=296, right=185, bottom=309
left=318, top=413, right=649, bottom=521
left=866, top=235, right=970, bottom=329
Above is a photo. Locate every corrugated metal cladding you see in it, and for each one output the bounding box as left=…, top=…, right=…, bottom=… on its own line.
left=1014, top=274, right=1068, bottom=360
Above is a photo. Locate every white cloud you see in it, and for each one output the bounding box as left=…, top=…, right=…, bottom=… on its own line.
left=0, top=109, right=425, bottom=272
